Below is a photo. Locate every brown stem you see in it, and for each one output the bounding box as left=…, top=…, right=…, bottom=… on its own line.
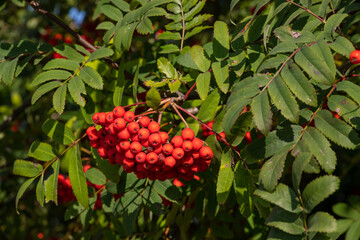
left=183, top=83, right=196, bottom=101
left=286, top=0, right=326, bottom=24
left=171, top=102, right=189, bottom=128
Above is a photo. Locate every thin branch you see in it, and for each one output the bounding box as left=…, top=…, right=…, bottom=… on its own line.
left=171, top=102, right=189, bottom=128
left=286, top=0, right=326, bottom=24
left=183, top=83, right=196, bottom=101
left=180, top=5, right=186, bottom=51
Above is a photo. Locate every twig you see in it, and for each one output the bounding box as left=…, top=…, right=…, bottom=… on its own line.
left=180, top=4, right=186, bottom=51
left=183, top=83, right=196, bottom=101
left=286, top=0, right=326, bottom=24
left=170, top=102, right=189, bottom=128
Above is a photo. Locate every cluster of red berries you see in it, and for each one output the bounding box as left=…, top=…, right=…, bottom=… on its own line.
left=86, top=106, right=214, bottom=181
left=350, top=50, right=360, bottom=64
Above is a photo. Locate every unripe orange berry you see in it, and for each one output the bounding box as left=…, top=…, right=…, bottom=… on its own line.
left=119, top=140, right=130, bottom=151
left=163, top=143, right=174, bottom=155
left=114, top=118, right=126, bottom=131
left=106, top=112, right=114, bottom=123
left=172, top=148, right=184, bottom=160
left=149, top=133, right=161, bottom=146
left=118, top=128, right=130, bottom=140
left=159, top=132, right=169, bottom=144
left=147, top=152, right=158, bottom=164
left=124, top=111, right=135, bottom=122
left=182, top=141, right=193, bottom=152
left=130, top=141, right=142, bottom=154
left=181, top=128, right=195, bottom=141
left=113, top=106, right=125, bottom=118
left=192, top=138, right=203, bottom=151
left=135, top=152, right=146, bottom=163
left=127, top=122, right=140, bottom=134
left=199, top=146, right=213, bottom=160
left=164, top=156, right=176, bottom=168
left=138, top=128, right=150, bottom=140
left=139, top=116, right=151, bottom=128
left=171, top=136, right=183, bottom=148
left=148, top=121, right=160, bottom=133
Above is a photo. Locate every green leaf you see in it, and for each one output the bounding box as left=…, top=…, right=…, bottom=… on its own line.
left=177, top=46, right=199, bottom=70
left=196, top=72, right=211, bottom=100
left=266, top=207, right=305, bottom=235
left=308, top=212, right=337, bottom=233
left=64, top=202, right=84, bottom=220
left=281, top=62, right=317, bottom=107
left=328, top=95, right=360, bottom=130
left=101, top=4, right=123, bottom=21
left=136, top=18, right=154, bottom=35
left=157, top=57, right=178, bottom=79
left=85, top=168, right=107, bottom=186
left=329, top=36, right=355, bottom=57
left=225, top=112, right=253, bottom=146
left=113, top=59, right=126, bottom=107
left=54, top=44, right=85, bottom=63
left=16, top=177, right=35, bottom=214
left=168, top=79, right=181, bottom=93
left=184, top=0, right=205, bottom=20
left=255, top=184, right=302, bottom=213
left=13, top=159, right=43, bottom=177
left=2, top=57, right=19, bottom=85
left=251, top=91, right=273, bottom=135
left=78, top=66, right=104, bottom=90
left=257, top=54, right=288, bottom=73
left=92, top=148, right=120, bottom=183
left=314, top=109, right=360, bottom=149
left=213, top=21, right=230, bottom=61
left=146, top=87, right=161, bottom=109
left=52, top=83, right=67, bottom=114
left=197, top=89, right=220, bottom=122
left=185, top=14, right=212, bottom=30
left=41, top=119, right=75, bottom=145
left=336, top=81, right=360, bottom=105
left=302, top=175, right=340, bottom=213
left=36, top=177, right=45, bottom=207
left=159, top=44, right=180, bottom=54
left=222, top=99, right=251, bottom=135
left=333, top=203, right=360, bottom=220
left=190, top=45, right=210, bottom=72
left=295, top=44, right=334, bottom=86
left=110, top=0, right=130, bottom=12
left=267, top=228, right=304, bottom=240
left=324, top=14, right=348, bottom=40
left=87, top=47, right=114, bottom=62
left=31, top=81, right=60, bottom=105
left=216, top=149, right=234, bottom=204
left=68, top=76, right=86, bottom=107
left=302, top=127, right=337, bottom=173
left=312, top=39, right=336, bottom=75
left=81, top=95, right=96, bottom=125
left=96, top=21, right=114, bottom=30
left=153, top=180, right=181, bottom=202
left=259, top=151, right=288, bottom=192
left=292, top=152, right=312, bottom=192
left=156, top=31, right=182, bottom=40
left=212, top=61, right=229, bottom=93
left=346, top=220, right=360, bottom=240
left=69, top=144, right=89, bottom=209
left=28, top=141, right=56, bottom=161
left=234, top=162, right=254, bottom=218
left=43, top=58, right=79, bottom=71
left=269, top=42, right=297, bottom=55
left=184, top=26, right=212, bottom=40
left=230, top=0, right=241, bottom=13
left=44, top=159, right=60, bottom=204
left=31, top=70, right=71, bottom=87
left=268, top=76, right=299, bottom=123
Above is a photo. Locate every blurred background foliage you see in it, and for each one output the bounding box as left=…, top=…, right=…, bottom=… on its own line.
left=1, top=0, right=360, bottom=239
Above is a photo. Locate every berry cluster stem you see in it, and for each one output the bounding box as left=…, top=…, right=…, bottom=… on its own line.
left=170, top=102, right=189, bottom=128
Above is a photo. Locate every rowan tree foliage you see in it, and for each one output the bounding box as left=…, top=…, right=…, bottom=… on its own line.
left=2, top=0, right=360, bottom=239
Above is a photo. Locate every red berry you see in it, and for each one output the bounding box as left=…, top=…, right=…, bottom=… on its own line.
left=181, top=128, right=195, bottom=141
left=106, top=112, right=114, bottom=123
left=244, top=131, right=252, bottom=144
left=350, top=50, right=360, bottom=64
left=139, top=116, right=151, bottom=128
left=163, top=143, right=174, bottom=155
left=98, top=112, right=107, bottom=125
left=119, top=141, right=130, bottom=151
left=130, top=134, right=140, bottom=142
left=130, top=141, right=142, bottom=154
left=89, top=140, right=99, bottom=148
left=164, top=156, right=176, bottom=168
left=216, top=132, right=226, bottom=141
left=138, top=128, right=150, bottom=140
left=113, top=118, right=126, bottom=131
left=107, top=123, right=117, bottom=135
left=148, top=121, right=160, bottom=133
left=105, top=135, right=117, bottom=146
left=125, top=149, right=135, bottom=159
left=191, top=164, right=200, bottom=173
left=171, top=136, right=183, bottom=148
left=192, top=152, right=200, bottom=160
left=199, top=146, right=213, bottom=160
left=123, top=158, right=135, bottom=167
left=115, top=144, right=122, bottom=153
left=192, top=138, right=203, bottom=151
left=97, top=146, right=107, bottom=158
left=141, top=140, right=149, bottom=148
left=115, top=154, right=124, bottom=164
left=182, top=141, right=193, bottom=152
left=135, top=152, right=146, bottom=163
left=173, top=178, right=185, bottom=187
left=159, top=132, right=169, bottom=144
left=207, top=121, right=214, bottom=129
left=118, top=128, right=130, bottom=140
left=97, top=128, right=107, bottom=139
left=127, top=122, right=140, bottom=134
left=172, top=148, right=184, bottom=160
left=113, top=106, right=125, bottom=118
left=183, top=155, right=194, bottom=166
left=92, top=112, right=100, bottom=124
left=153, top=144, right=163, bottom=154
left=86, top=126, right=99, bottom=141
left=146, top=152, right=158, bottom=164
left=124, top=111, right=135, bottom=122
left=149, top=133, right=161, bottom=146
